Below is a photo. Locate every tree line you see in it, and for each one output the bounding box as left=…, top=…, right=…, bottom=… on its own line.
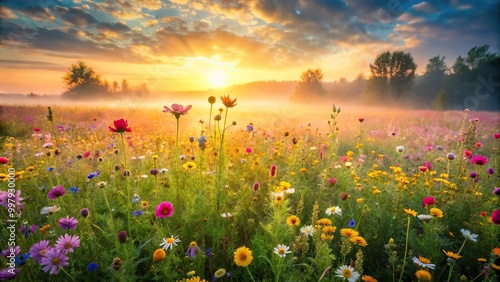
left=291, top=45, right=499, bottom=111
left=62, top=61, right=149, bottom=100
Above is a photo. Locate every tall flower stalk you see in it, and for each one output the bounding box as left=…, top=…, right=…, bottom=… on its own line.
left=208, top=96, right=216, bottom=142
left=400, top=208, right=416, bottom=282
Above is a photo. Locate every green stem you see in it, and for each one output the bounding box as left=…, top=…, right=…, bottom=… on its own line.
left=398, top=216, right=411, bottom=282
left=216, top=108, right=229, bottom=213
left=246, top=266, right=256, bottom=282
left=120, top=133, right=131, bottom=237
left=209, top=104, right=213, bottom=143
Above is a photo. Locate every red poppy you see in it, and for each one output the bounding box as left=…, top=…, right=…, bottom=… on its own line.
left=109, top=118, right=131, bottom=133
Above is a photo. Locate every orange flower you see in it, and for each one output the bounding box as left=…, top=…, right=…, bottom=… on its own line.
left=442, top=249, right=462, bottom=260
left=340, top=228, right=359, bottom=238
left=493, top=247, right=500, bottom=256
left=429, top=208, right=443, bottom=218
left=404, top=208, right=417, bottom=217
left=153, top=248, right=166, bottom=262
left=286, top=215, right=300, bottom=226
left=221, top=95, right=237, bottom=108
left=362, top=275, right=378, bottom=282
left=350, top=236, right=368, bottom=247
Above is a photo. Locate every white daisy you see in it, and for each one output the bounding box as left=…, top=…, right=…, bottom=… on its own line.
left=160, top=235, right=181, bottom=250
left=221, top=213, right=232, bottom=218
left=273, top=244, right=291, bottom=258
left=325, top=206, right=342, bottom=216
left=40, top=206, right=60, bottom=215
left=412, top=256, right=436, bottom=269
left=300, top=225, right=316, bottom=237
left=335, top=265, right=360, bottom=282
left=417, top=214, right=433, bottom=221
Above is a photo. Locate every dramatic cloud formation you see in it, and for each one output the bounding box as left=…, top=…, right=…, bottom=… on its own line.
left=0, top=0, right=498, bottom=94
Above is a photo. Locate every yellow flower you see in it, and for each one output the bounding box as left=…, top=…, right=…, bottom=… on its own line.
left=26, top=166, right=36, bottom=171
left=286, top=215, right=300, bottom=226
left=141, top=201, right=149, bottom=209
left=415, top=269, right=432, bottom=281
left=362, top=275, right=378, bottom=282
left=280, top=181, right=291, bottom=189
left=356, top=198, right=364, bottom=203
left=153, top=248, right=166, bottom=262
left=350, top=236, right=368, bottom=247
left=183, top=162, right=197, bottom=169
left=404, top=208, right=417, bottom=217
left=443, top=250, right=462, bottom=260
left=430, top=208, right=443, bottom=218
left=234, top=246, right=253, bottom=267
left=340, top=228, right=359, bottom=238
left=316, top=218, right=332, bottom=226
left=322, top=226, right=337, bottom=233
left=321, top=233, right=334, bottom=241
left=492, top=263, right=500, bottom=270
left=372, top=189, right=381, bottom=195
left=477, top=258, right=487, bottom=263
left=186, top=271, right=195, bottom=276
left=300, top=167, right=307, bottom=173
left=184, top=276, right=206, bottom=282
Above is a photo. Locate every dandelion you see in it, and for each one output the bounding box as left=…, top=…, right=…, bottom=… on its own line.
left=160, top=235, right=181, bottom=250
left=300, top=225, right=315, bottom=237
left=234, top=246, right=253, bottom=267
left=429, top=208, right=443, bottom=218
left=415, top=269, right=432, bottom=281
left=29, top=240, right=51, bottom=264
left=273, top=244, right=291, bottom=258
left=58, top=216, right=78, bottom=229
left=325, top=206, right=342, bottom=216
left=412, top=256, right=435, bottom=269
left=286, top=215, right=300, bottom=226
left=47, top=185, right=65, bottom=199
left=54, top=234, right=80, bottom=253
left=155, top=202, right=174, bottom=218
left=460, top=229, right=478, bottom=242
left=335, top=265, right=360, bottom=282
left=108, top=118, right=131, bottom=133
left=153, top=249, right=166, bottom=262
left=40, top=248, right=69, bottom=275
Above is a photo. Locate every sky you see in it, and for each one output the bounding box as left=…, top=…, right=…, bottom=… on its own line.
left=0, top=0, right=499, bottom=95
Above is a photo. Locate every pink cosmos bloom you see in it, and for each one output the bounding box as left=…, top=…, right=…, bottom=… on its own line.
left=58, top=216, right=78, bottom=229
left=29, top=240, right=51, bottom=264
left=40, top=248, right=69, bottom=275
left=422, top=196, right=435, bottom=208
left=0, top=157, right=8, bottom=164
left=54, top=234, right=80, bottom=253
left=163, top=104, right=192, bottom=119
left=109, top=118, right=131, bottom=133
left=470, top=155, right=488, bottom=166
left=0, top=190, right=24, bottom=212
left=155, top=202, right=174, bottom=218
left=491, top=209, right=500, bottom=225
left=48, top=185, right=65, bottom=199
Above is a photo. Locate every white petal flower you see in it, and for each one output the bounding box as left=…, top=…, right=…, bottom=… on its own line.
left=460, top=229, right=478, bottom=242
left=300, top=225, right=316, bottom=237
left=273, top=244, right=291, bottom=258
left=325, top=206, right=342, bottom=216
left=335, top=265, right=360, bottom=282
left=417, top=214, right=433, bottom=221
left=160, top=235, right=181, bottom=250
left=412, top=256, right=436, bottom=269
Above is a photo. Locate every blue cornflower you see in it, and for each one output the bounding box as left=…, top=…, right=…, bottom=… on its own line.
left=87, top=171, right=99, bottom=179
left=87, top=262, right=98, bottom=272
left=69, top=187, right=79, bottom=194
left=348, top=219, right=356, bottom=227
left=246, top=124, right=254, bottom=132
left=47, top=167, right=54, bottom=171
left=131, top=194, right=140, bottom=203
left=131, top=211, right=143, bottom=216
left=15, top=253, right=30, bottom=266
left=197, top=135, right=207, bottom=150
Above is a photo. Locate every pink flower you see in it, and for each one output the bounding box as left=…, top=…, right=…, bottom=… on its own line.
left=471, top=155, right=488, bottom=166
left=490, top=209, right=500, bottom=225
left=246, top=148, right=252, bottom=154
left=109, top=118, right=131, bottom=133
left=163, top=104, right=192, bottom=119
left=463, top=150, right=472, bottom=159
left=422, top=196, right=435, bottom=208
left=155, top=202, right=174, bottom=218
left=48, top=185, right=65, bottom=200
left=0, top=157, right=8, bottom=164
left=54, top=234, right=80, bottom=253
left=270, top=164, right=277, bottom=177
left=494, top=133, right=500, bottom=139
left=327, top=177, right=337, bottom=186
left=29, top=240, right=51, bottom=264
left=40, top=248, right=69, bottom=275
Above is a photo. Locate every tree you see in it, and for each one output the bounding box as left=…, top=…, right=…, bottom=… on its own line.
left=425, top=55, right=448, bottom=76
left=291, top=69, right=326, bottom=102
left=62, top=61, right=108, bottom=99
left=368, top=51, right=417, bottom=99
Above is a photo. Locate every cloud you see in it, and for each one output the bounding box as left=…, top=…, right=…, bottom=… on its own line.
left=54, top=6, right=98, bottom=27
left=0, top=59, right=66, bottom=71
left=0, top=6, right=17, bottom=19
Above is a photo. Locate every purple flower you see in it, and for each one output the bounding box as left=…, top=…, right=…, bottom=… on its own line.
left=348, top=219, right=356, bottom=227
left=48, top=185, right=65, bottom=199
left=117, top=230, right=127, bottom=243
left=0, top=267, right=19, bottom=280
left=29, top=240, right=51, bottom=264
left=40, top=248, right=69, bottom=275
left=58, top=216, right=78, bottom=229
left=470, top=171, right=477, bottom=178
left=493, top=187, right=500, bottom=196
left=185, top=242, right=199, bottom=258
left=486, top=168, right=494, bottom=175
left=54, top=234, right=80, bottom=253
left=1, top=246, right=20, bottom=257
left=471, top=155, right=488, bottom=166
left=80, top=208, right=89, bottom=218
left=0, top=190, right=24, bottom=212
left=446, top=153, right=456, bottom=160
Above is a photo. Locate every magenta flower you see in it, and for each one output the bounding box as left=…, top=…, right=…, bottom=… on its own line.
left=54, top=234, right=80, bottom=253
left=494, top=133, right=500, bottom=139
left=109, top=118, right=131, bottom=133
left=0, top=190, right=24, bottom=212
left=163, top=104, right=192, bottom=119
left=48, top=185, right=65, bottom=199
left=270, top=164, right=277, bottom=177
left=40, top=248, right=69, bottom=275
left=493, top=187, right=500, bottom=196
left=491, top=209, right=500, bottom=225
left=117, top=230, right=127, bottom=243
left=470, top=155, right=488, bottom=166
left=155, top=202, right=174, bottom=218
left=29, top=240, right=51, bottom=264
left=1, top=246, right=20, bottom=257
left=422, top=196, right=435, bottom=208
left=327, top=177, right=337, bottom=186
left=58, top=216, right=78, bottom=229
left=252, top=182, right=260, bottom=192
left=0, top=157, right=8, bottom=164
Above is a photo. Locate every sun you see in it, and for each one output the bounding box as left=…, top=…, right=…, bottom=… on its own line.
left=208, top=70, right=227, bottom=88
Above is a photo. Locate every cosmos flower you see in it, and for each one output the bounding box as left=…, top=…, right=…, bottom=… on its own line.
left=58, top=216, right=78, bottom=229
left=470, top=155, right=488, bottom=166
left=160, top=235, right=181, bottom=250
left=54, top=234, right=80, bottom=253
left=40, top=248, right=69, bottom=275
left=155, top=202, right=174, bottom=218
left=335, top=265, right=360, bottom=282
left=29, top=240, right=51, bottom=264
left=108, top=118, right=131, bottom=133
left=273, top=244, right=291, bottom=258
left=163, top=103, right=192, bottom=117
left=233, top=246, right=252, bottom=267
left=47, top=185, right=65, bottom=200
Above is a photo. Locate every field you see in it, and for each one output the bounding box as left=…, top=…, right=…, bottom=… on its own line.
left=0, top=99, right=499, bottom=282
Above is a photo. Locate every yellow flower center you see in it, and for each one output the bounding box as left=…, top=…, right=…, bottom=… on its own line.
left=342, top=268, right=352, bottom=278
left=52, top=257, right=60, bottom=265
left=166, top=238, right=175, bottom=244
left=278, top=248, right=285, bottom=255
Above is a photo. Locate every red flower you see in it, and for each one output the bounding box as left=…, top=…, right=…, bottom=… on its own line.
left=163, top=104, right=192, bottom=119
left=494, top=133, right=500, bottom=139
left=0, top=157, right=8, bottom=164
left=422, top=196, right=435, bottom=208
left=33, top=128, right=40, bottom=132
left=491, top=209, right=500, bottom=225
left=269, top=164, right=277, bottom=177
left=155, top=202, right=174, bottom=218
left=109, top=118, right=131, bottom=133
left=471, top=155, right=488, bottom=166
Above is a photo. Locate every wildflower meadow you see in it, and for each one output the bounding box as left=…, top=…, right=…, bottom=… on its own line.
left=0, top=99, right=499, bottom=282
